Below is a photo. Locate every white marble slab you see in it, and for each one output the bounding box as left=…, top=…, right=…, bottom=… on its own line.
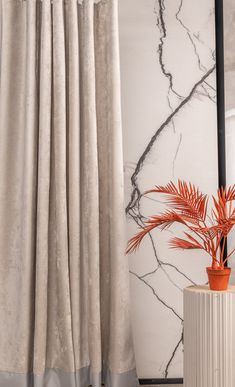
left=119, top=0, right=218, bottom=379
left=224, top=0, right=235, bottom=111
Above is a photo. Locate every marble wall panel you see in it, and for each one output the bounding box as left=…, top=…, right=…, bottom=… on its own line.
left=119, top=0, right=218, bottom=379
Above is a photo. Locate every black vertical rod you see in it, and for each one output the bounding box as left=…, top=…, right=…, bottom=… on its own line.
left=215, top=0, right=226, bottom=189
left=215, top=0, right=227, bottom=261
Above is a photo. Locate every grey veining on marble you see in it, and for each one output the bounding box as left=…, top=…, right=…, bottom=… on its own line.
left=120, top=0, right=217, bottom=380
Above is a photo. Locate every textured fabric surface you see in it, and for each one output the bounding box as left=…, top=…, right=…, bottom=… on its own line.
left=0, top=0, right=138, bottom=385
left=0, top=366, right=139, bottom=387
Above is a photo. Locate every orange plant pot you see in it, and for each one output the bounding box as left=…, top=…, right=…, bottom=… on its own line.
left=206, top=267, right=231, bottom=291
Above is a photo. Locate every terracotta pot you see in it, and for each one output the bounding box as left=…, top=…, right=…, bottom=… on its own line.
left=206, top=267, right=231, bottom=291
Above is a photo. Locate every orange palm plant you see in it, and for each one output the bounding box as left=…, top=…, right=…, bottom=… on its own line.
left=126, top=180, right=235, bottom=270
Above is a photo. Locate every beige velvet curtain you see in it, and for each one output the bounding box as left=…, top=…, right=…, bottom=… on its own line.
left=0, top=0, right=138, bottom=386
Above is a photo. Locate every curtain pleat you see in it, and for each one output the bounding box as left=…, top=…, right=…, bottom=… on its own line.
left=0, top=0, right=139, bottom=386
left=94, top=0, right=136, bottom=373
left=65, top=0, right=81, bottom=375
left=33, top=0, right=51, bottom=373
left=79, top=0, right=102, bottom=378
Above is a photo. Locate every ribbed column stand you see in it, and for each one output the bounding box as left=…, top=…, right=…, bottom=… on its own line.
left=184, top=285, right=235, bottom=387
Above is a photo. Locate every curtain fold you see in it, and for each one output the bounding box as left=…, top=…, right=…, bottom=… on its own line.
left=0, top=0, right=138, bottom=386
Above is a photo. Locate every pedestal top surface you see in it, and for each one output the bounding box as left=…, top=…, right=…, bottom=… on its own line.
left=184, top=285, right=235, bottom=294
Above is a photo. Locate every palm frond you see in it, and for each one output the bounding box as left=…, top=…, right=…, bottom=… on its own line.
left=184, top=232, right=204, bottom=249
left=145, top=180, right=208, bottom=223
left=212, top=189, right=235, bottom=234
left=169, top=237, right=202, bottom=250
left=212, top=196, right=225, bottom=222
left=224, top=185, right=235, bottom=201
left=192, top=224, right=222, bottom=239
left=127, top=181, right=235, bottom=265
left=148, top=211, right=187, bottom=230
left=126, top=211, right=187, bottom=254
left=126, top=223, right=156, bottom=254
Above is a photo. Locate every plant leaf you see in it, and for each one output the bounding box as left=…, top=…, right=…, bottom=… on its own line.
left=145, top=180, right=208, bottom=223
left=224, top=185, right=235, bottom=201
left=184, top=232, right=204, bottom=249
left=126, top=211, right=187, bottom=254
left=126, top=224, right=155, bottom=254
left=169, top=237, right=202, bottom=250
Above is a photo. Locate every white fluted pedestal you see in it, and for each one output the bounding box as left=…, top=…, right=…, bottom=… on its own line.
left=183, top=285, right=235, bottom=387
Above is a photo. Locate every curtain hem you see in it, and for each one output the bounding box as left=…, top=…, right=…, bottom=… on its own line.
left=0, top=366, right=139, bottom=387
